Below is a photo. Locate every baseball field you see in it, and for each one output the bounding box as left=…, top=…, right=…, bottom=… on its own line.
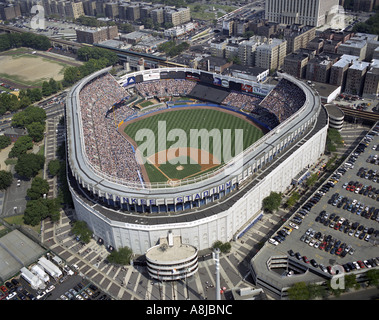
left=0, top=48, right=80, bottom=88
left=122, top=106, right=265, bottom=183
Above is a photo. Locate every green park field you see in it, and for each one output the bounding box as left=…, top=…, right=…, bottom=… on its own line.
left=123, top=107, right=265, bottom=183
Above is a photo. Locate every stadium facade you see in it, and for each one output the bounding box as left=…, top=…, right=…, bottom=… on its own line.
left=66, top=67, right=328, bottom=255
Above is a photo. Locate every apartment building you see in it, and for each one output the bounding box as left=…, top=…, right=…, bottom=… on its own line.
left=164, top=7, right=191, bottom=27
left=76, top=25, right=118, bottom=44
left=255, top=38, right=287, bottom=71
left=105, top=2, right=119, bottom=19
left=151, top=8, right=165, bottom=25
left=238, top=37, right=263, bottom=67
left=265, top=0, right=339, bottom=27
left=337, top=39, right=367, bottom=61
left=283, top=49, right=316, bottom=78
left=283, top=24, right=316, bottom=54
left=306, top=55, right=335, bottom=83
left=363, top=60, right=379, bottom=97
left=210, top=38, right=228, bottom=58
left=344, top=60, right=370, bottom=96
left=329, top=54, right=359, bottom=91
left=0, top=3, right=21, bottom=20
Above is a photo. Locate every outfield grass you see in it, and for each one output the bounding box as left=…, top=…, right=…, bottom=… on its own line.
left=125, top=108, right=264, bottom=182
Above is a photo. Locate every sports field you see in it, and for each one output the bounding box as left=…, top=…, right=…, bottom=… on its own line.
left=0, top=49, right=77, bottom=87
left=123, top=107, right=264, bottom=183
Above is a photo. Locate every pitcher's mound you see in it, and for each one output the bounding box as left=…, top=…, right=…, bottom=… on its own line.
left=176, top=165, right=184, bottom=171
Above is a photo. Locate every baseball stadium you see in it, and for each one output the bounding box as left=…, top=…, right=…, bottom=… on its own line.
left=66, top=66, right=328, bottom=266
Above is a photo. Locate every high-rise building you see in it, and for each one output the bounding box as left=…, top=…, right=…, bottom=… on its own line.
left=345, top=60, right=370, bottom=96
left=255, top=38, right=287, bottom=71
left=283, top=49, right=315, bottom=78
left=363, top=60, right=379, bottom=97
left=151, top=8, right=164, bottom=25
left=265, top=0, right=339, bottom=27
left=283, top=24, right=316, bottom=54
left=164, top=7, right=190, bottom=26
left=329, top=54, right=359, bottom=91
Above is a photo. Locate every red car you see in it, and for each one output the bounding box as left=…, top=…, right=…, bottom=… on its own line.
left=319, top=241, right=327, bottom=250
left=357, top=261, right=365, bottom=269
left=0, top=286, right=7, bottom=293
left=336, top=247, right=343, bottom=255
left=303, top=256, right=310, bottom=263
left=327, top=266, right=335, bottom=275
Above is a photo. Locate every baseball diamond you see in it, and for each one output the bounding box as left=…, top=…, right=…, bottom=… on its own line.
left=121, top=107, right=265, bottom=183
left=66, top=66, right=327, bottom=256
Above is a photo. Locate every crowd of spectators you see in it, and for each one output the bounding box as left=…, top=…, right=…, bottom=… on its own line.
left=135, top=79, right=196, bottom=98
left=259, top=79, right=305, bottom=123
left=221, top=92, right=263, bottom=111
left=79, top=73, right=141, bottom=183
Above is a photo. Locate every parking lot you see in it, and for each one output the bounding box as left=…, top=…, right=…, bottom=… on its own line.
left=269, top=124, right=379, bottom=274
left=0, top=256, right=111, bottom=301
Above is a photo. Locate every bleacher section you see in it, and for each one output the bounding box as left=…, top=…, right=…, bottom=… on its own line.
left=188, top=83, right=230, bottom=105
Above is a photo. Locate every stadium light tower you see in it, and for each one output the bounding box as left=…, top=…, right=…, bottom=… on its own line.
left=213, top=248, right=221, bottom=300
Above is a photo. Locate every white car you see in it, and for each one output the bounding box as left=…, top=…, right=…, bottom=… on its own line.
left=268, top=238, right=279, bottom=246
left=45, top=285, right=55, bottom=293
left=60, top=294, right=68, bottom=300
left=36, top=291, right=46, bottom=300
left=319, top=264, right=328, bottom=273
left=309, top=239, right=316, bottom=247
left=363, top=260, right=372, bottom=268
left=289, top=222, right=299, bottom=230
left=6, top=292, right=17, bottom=300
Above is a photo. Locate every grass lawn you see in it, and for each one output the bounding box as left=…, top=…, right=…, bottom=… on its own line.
left=139, top=100, right=154, bottom=108
left=125, top=108, right=264, bottom=182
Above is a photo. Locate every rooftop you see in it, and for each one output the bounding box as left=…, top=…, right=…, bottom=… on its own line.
left=146, top=235, right=197, bottom=263
left=350, top=60, right=370, bottom=71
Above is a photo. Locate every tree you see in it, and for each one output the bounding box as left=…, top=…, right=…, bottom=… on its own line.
left=45, top=198, right=61, bottom=223
left=0, top=135, right=11, bottom=150
left=107, top=246, right=133, bottom=265
left=305, top=173, right=318, bottom=187
left=41, top=81, right=52, bottom=96
left=48, top=159, right=61, bottom=176
left=26, top=121, right=45, bottom=142
left=11, top=105, right=46, bottom=128
left=27, top=177, right=49, bottom=200
left=23, top=198, right=60, bottom=225
left=72, top=221, right=93, bottom=243
left=23, top=199, right=49, bottom=226
left=0, top=170, right=13, bottom=190
left=8, top=135, right=33, bottom=158
left=262, top=192, right=282, bottom=213
left=286, top=191, right=300, bottom=208
left=366, top=269, right=379, bottom=287
left=287, top=281, right=310, bottom=300
left=15, top=153, right=45, bottom=179
left=212, top=240, right=232, bottom=253
left=49, top=78, right=59, bottom=94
